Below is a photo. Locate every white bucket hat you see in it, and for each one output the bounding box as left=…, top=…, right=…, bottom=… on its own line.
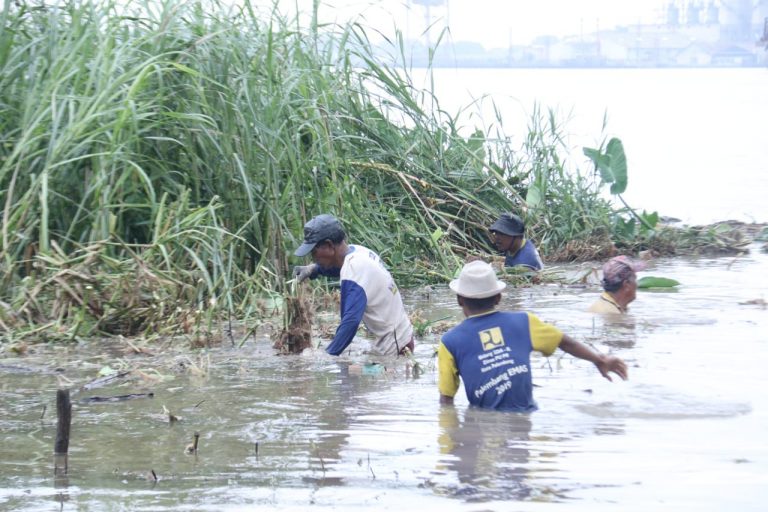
left=449, top=260, right=507, bottom=298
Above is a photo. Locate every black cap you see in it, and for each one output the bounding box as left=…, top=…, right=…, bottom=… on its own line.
left=489, top=213, right=525, bottom=237
left=294, top=214, right=346, bottom=257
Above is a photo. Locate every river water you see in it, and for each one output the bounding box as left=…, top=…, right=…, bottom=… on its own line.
left=1, top=243, right=767, bottom=511
left=2, top=67, right=767, bottom=510
left=417, top=67, right=768, bottom=225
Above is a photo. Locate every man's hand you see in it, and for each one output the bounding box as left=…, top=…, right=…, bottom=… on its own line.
left=292, top=264, right=316, bottom=283
left=558, top=334, right=628, bottom=382
left=596, top=355, right=628, bottom=382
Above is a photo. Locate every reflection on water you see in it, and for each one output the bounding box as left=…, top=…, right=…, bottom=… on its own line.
left=1, top=247, right=767, bottom=510
left=436, top=407, right=533, bottom=502
left=576, top=384, right=752, bottom=420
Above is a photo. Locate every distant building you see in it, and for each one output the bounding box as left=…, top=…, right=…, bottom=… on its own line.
left=393, top=0, right=768, bottom=68
left=676, top=42, right=713, bottom=65
left=711, top=44, right=759, bottom=65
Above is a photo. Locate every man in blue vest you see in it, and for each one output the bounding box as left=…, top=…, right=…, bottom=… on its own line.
left=438, top=260, right=627, bottom=411
left=489, top=213, right=543, bottom=271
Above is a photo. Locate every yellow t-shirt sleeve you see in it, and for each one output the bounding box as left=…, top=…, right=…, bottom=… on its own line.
left=437, top=341, right=460, bottom=398
left=588, top=293, right=623, bottom=314
left=527, top=313, right=563, bottom=356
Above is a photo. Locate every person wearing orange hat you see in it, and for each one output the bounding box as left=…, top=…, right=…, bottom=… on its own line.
left=438, top=260, right=628, bottom=411
left=589, top=255, right=648, bottom=314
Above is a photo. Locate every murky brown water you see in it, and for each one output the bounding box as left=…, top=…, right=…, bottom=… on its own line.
left=1, top=246, right=767, bottom=511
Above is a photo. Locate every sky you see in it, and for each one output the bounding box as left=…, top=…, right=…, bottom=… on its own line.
left=250, top=0, right=667, bottom=47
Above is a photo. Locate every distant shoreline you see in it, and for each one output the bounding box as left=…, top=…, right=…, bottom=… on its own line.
left=404, top=63, right=768, bottom=70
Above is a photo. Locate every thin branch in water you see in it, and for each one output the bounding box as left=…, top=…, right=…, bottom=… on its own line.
left=185, top=432, right=200, bottom=455
left=310, top=440, right=326, bottom=474
left=227, top=312, right=234, bottom=346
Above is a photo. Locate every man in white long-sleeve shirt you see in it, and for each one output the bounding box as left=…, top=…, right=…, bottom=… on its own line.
left=293, top=214, right=414, bottom=356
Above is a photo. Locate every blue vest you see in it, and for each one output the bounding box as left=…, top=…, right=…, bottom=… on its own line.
left=441, top=311, right=537, bottom=411
left=504, top=239, right=543, bottom=270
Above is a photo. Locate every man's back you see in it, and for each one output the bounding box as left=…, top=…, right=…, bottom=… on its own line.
left=340, top=245, right=413, bottom=355
left=504, top=240, right=544, bottom=270
left=439, top=310, right=561, bottom=411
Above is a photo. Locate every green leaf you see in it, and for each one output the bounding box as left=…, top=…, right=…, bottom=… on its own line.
left=526, top=185, right=542, bottom=208
left=613, top=216, right=637, bottom=240
left=637, top=276, right=681, bottom=289
left=430, top=228, right=444, bottom=243
left=606, top=138, right=628, bottom=194
left=583, top=146, right=601, bottom=163
left=583, top=147, right=613, bottom=182
left=465, top=129, right=486, bottom=154
left=98, top=366, right=117, bottom=377
left=583, top=138, right=629, bottom=194
left=641, top=210, right=659, bottom=228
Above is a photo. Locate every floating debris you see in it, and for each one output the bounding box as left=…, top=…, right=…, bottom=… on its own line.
left=81, top=393, right=154, bottom=403
left=80, top=370, right=132, bottom=392
left=162, top=405, right=182, bottom=424
left=738, top=298, right=767, bottom=308
left=185, top=432, right=200, bottom=455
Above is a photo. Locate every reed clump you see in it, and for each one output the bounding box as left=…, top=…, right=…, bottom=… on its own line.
left=0, top=0, right=743, bottom=343
left=273, top=294, right=313, bottom=354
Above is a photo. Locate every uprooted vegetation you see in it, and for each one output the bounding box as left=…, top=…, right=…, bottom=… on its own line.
left=0, top=0, right=760, bottom=345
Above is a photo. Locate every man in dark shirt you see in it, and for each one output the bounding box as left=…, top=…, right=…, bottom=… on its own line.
left=489, top=213, right=543, bottom=271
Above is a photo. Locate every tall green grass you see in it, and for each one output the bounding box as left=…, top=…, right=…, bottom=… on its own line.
left=0, top=0, right=640, bottom=341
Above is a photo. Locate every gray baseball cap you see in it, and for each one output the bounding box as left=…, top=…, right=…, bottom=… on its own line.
left=294, top=214, right=346, bottom=257
left=489, top=213, right=525, bottom=237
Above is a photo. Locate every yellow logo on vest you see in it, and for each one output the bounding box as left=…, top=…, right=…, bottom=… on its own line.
left=479, top=327, right=504, bottom=351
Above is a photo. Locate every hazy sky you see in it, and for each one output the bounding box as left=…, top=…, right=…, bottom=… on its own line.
left=252, top=0, right=667, bottom=47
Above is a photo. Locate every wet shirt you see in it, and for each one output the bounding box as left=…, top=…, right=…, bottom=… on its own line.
left=504, top=239, right=544, bottom=270
left=325, top=245, right=413, bottom=356
left=438, top=310, right=562, bottom=411
left=589, top=292, right=626, bottom=314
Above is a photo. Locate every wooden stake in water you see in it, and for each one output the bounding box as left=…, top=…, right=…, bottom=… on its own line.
left=54, top=389, right=71, bottom=475
left=185, top=432, right=200, bottom=455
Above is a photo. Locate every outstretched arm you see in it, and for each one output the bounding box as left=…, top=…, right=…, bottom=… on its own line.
left=558, top=334, right=628, bottom=382
left=325, top=280, right=366, bottom=356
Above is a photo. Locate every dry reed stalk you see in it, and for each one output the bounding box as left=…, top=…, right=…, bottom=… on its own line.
left=273, top=285, right=313, bottom=354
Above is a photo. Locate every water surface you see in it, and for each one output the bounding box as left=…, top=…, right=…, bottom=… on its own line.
left=1, top=246, right=766, bottom=510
